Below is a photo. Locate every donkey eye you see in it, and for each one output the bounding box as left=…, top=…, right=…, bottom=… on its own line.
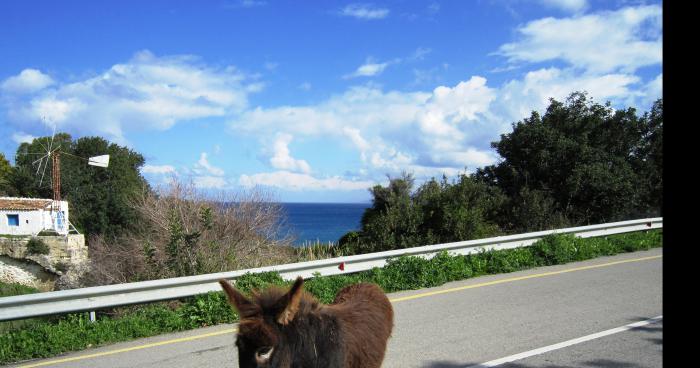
left=255, top=346, right=274, bottom=363
left=257, top=346, right=272, bottom=355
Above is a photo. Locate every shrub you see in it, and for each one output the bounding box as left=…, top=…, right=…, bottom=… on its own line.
left=340, top=173, right=505, bottom=255
left=233, top=272, right=287, bottom=294
left=37, top=229, right=59, bottom=236
left=0, top=281, right=39, bottom=297
left=178, top=292, right=235, bottom=327
left=84, top=178, right=296, bottom=285
left=26, top=237, right=50, bottom=255
left=530, top=234, right=579, bottom=265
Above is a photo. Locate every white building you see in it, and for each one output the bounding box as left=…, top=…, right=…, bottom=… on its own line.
left=0, top=197, right=71, bottom=236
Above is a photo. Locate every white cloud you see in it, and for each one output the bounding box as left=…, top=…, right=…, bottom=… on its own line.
left=2, top=4, right=661, bottom=196
left=424, top=76, right=496, bottom=127
left=538, top=0, right=588, bottom=13
left=497, top=5, right=662, bottom=73
left=496, top=67, right=641, bottom=123
left=645, top=73, right=662, bottom=99
left=195, top=152, right=225, bottom=176
left=231, top=76, right=501, bottom=178
left=1, top=69, right=54, bottom=94
left=11, top=132, right=36, bottom=144
left=231, top=85, right=429, bottom=137
left=141, top=152, right=229, bottom=189
left=223, top=0, right=267, bottom=9
left=240, top=0, right=266, bottom=7
left=427, top=2, right=440, bottom=15
left=2, top=50, right=256, bottom=143
left=268, top=133, right=312, bottom=174
left=340, top=4, right=389, bottom=20
left=344, top=59, right=392, bottom=79
left=141, top=164, right=176, bottom=175
left=240, top=171, right=374, bottom=191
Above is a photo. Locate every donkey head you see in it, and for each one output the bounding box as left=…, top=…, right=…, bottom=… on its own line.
left=219, top=277, right=306, bottom=368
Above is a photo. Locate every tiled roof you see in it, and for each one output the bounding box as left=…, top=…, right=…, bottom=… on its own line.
left=0, top=197, right=53, bottom=210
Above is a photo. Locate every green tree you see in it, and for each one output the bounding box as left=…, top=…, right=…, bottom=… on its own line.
left=354, top=172, right=423, bottom=253
left=476, top=92, right=662, bottom=229
left=634, top=99, right=663, bottom=215
left=0, top=153, right=14, bottom=196
left=414, top=174, right=504, bottom=244
left=340, top=172, right=504, bottom=254
left=12, top=133, right=149, bottom=238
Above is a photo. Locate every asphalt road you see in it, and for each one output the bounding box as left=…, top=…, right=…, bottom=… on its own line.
left=7, top=247, right=663, bottom=368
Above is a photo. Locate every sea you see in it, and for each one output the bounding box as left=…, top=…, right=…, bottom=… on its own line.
left=279, top=203, right=371, bottom=246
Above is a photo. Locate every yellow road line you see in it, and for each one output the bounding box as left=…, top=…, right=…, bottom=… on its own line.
left=389, top=255, right=662, bottom=303
left=17, top=328, right=237, bottom=368
left=16, top=254, right=661, bottom=368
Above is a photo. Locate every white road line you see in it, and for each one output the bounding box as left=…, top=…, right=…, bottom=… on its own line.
left=469, top=315, right=663, bottom=368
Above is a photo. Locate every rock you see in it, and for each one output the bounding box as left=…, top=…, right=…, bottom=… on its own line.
left=0, top=234, right=89, bottom=290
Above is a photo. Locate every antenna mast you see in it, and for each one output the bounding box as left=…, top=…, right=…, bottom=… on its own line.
left=52, top=150, right=61, bottom=210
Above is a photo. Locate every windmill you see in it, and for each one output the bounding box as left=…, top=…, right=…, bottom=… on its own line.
left=19, top=126, right=110, bottom=234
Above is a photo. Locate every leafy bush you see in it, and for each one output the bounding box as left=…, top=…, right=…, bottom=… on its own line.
left=0, top=281, right=39, bottom=297
left=26, top=237, right=50, bottom=255
left=37, top=229, right=59, bottom=236
left=339, top=173, right=505, bottom=255
left=530, top=234, right=580, bottom=265
left=233, top=272, right=287, bottom=293
left=178, top=292, right=235, bottom=327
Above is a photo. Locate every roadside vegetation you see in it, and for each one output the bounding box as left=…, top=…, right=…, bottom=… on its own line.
left=83, top=180, right=295, bottom=285
left=0, top=229, right=661, bottom=364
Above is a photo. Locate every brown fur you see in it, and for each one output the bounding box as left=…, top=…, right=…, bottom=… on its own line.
left=219, top=277, right=394, bottom=368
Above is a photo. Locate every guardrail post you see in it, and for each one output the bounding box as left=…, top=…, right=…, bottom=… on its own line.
left=89, top=311, right=96, bottom=322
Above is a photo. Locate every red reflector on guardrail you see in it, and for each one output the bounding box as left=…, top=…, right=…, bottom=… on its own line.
left=338, top=262, right=345, bottom=271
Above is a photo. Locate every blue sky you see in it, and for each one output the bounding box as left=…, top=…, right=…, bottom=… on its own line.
left=0, top=0, right=662, bottom=203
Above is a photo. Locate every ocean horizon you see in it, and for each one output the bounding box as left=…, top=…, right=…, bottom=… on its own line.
left=278, top=202, right=371, bottom=246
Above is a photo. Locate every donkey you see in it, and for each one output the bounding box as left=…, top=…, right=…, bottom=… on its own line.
left=219, top=276, right=393, bottom=368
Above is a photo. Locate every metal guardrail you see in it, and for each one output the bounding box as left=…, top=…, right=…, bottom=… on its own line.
left=0, top=217, right=662, bottom=322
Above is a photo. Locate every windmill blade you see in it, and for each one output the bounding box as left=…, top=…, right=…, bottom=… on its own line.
left=32, top=154, right=49, bottom=166
left=37, top=154, right=50, bottom=187
left=88, top=154, right=109, bottom=167
left=36, top=137, right=49, bottom=154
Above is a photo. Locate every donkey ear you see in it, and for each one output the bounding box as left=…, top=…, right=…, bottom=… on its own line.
left=219, top=279, right=260, bottom=319
left=277, top=276, right=305, bottom=325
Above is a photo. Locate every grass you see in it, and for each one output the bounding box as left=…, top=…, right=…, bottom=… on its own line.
left=293, top=240, right=346, bottom=261
left=0, top=234, right=30, bottom=239
left=0, top=230, right=662, bottom=364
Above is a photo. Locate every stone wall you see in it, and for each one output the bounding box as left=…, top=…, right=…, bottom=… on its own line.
left=0, top=234, right=88, bottom=291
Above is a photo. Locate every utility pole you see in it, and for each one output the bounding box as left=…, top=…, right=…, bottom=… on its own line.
left=51, top=150, right=61, bottom=216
